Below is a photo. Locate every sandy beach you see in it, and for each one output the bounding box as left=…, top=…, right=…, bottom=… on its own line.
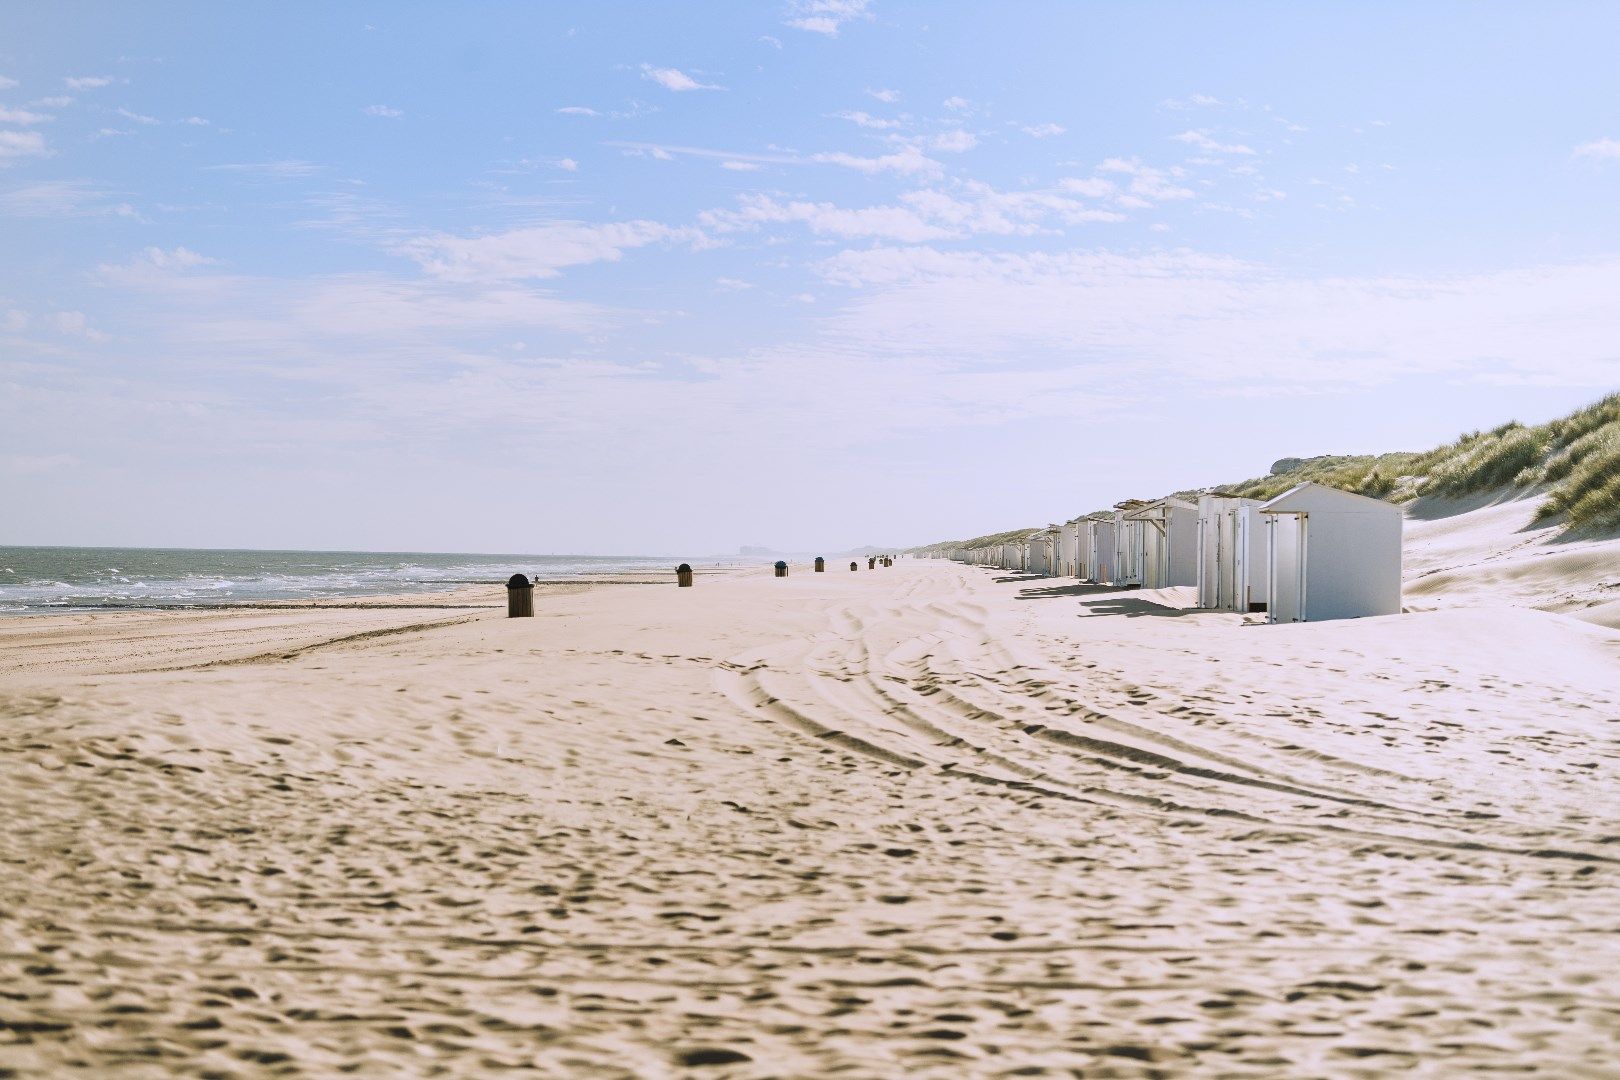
left=2, top=532, right=1618, bottom=1078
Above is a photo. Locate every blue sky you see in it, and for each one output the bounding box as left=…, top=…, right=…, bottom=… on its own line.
left=4, top=2, right=1619, bottom=554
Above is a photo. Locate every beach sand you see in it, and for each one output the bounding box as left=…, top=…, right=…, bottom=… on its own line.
left=3, top=545, right=1619, bottom=1076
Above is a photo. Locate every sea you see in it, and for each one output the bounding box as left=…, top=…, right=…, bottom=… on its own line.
left=0, top=546, right=694, bottom=615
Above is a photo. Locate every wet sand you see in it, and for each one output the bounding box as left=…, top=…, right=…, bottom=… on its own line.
left=2, top=560, right=1619, bottom=1077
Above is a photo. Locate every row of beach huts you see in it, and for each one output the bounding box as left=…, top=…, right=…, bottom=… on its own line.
left=918, top=482, right=1403, bottom=624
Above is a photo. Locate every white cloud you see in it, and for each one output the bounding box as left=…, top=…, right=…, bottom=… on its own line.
left=0, top=106, right=51, bottom=124
left=1171, top=129, right=1256, bottom=155
left=834, top=109, right=900, bottom=130
left=703, top=180, right=1125, bottom=244
left=65, top=75, right=113, bottom=90
left=720, top=160, right=760, bottom=171
left=0, top=179, right=139, bottom=219
left=556, top=106, right=599, bottom=116
left=811, top=245, right=1620, bottom=391
left=115, top=106, right=160, bottom=125
left=206, top=160, right=324, bottom=177
left=942, top=96, right=970, bottom=111
left=1097, top=157, right=1194, bottom=201
left=605, top=141, right=803, bottom=168
left=794, top=292, right=816, bottom=302
left=715, top=276, right=753, bottom=291
left=786, top=0, right=872, bottom=36
left=760, top=35, right=783, bottom=49
left=1164, top=93, right=1225, bottom=109
left=2, top=308, right=27, bottom=331
left=0, top=130, right=49, bottom=164
left=180, top=115, right=211, bottom=126
left=400, top=219, right=699, bottom=281
left=0, top=75, right=17, bottom=90
left=702, top=193, right=955, bottom=242
left=557, top=157, right=579, bottom=171
left=1021, top=123, right=1064, bottom=138
left=868, top=88, right=900, bottom=103
left=813, top=145, right=941, bottom=176
left=930, top=129, right=977, bottom=153
left=640, top=65, right=724, bottom=92
left=363, top=104, right=404, bottom=117
left=33, top=95, right=74, bottom=108
left=52, top=310, right=109, bottom=342
left=1058, top=177, right=1116, bottom=198
left=1573, top=137, right=1620, bottom=161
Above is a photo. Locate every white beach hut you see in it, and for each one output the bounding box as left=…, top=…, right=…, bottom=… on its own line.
left=1077, top=516, right=1106, bottom=583
left=1055, top=520, right=1078, bottom=578
left=1259, top=483, right=1403, bottom=623
left=1076, top=514, right=1109, bottom=583
left=1128, top=498, right=1198, bottom=589
left=1196, top=493, right=1265, bottom=610
left=1112, top=502, right=1149, bottom=587
left=1025, top=530, right=1053, bottom=576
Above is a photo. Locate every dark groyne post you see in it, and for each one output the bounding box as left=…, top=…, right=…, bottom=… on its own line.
left=507, top=573, right=535, bottom=618
left=774, top=560, right=789, bottom=578
left=868, top=557, right=876, bottom=570
left=676, top=563, right=694, bottom=588
left=814, top=557, right=825, bottom=572
left=850, top=561, right=858, bottom=571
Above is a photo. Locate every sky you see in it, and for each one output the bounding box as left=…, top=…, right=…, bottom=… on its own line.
left=3, top=1, right=1620, bottom=555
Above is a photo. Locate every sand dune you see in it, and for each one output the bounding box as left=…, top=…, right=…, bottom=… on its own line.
left=2, top=554, right=1618, bottom=1077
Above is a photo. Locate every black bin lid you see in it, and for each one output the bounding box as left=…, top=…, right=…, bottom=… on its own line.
left=677, top=563, right=692, bottom=573
left=507, top=573, right=531, bottom=589
left=774, top=560, right=788, bottom=569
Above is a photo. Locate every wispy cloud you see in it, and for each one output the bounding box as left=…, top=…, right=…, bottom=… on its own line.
left=0, top=106, right=52, bottom=124
left=721, top=160, right=760, bottom=171
left=702, top=193, right=955, bottom=242
left=556, top=106, right=600, bottom=116
left=640, top=65, right=725, bottom=92
left=363, top=104, right=404, bottom=118
left=867, top=87, right=900, bottom=103
left=0, top=130, right=50, bottom=165
left=1573, top=137, right=1620, bottom=161
left=1097, top=157, right=1195, bottom=201
left=834, top=109, right=900, bottom=130
left=1163, top=93, right=1225, bottom=110
left=399, top=219, right=702, bottom=282
left=605, top=140, right=802, bottom=167
left=65, top=75, right=114, bottom=90
left=1171, top=129, right=1255, bottom=155
left=0, top=179, right=140, bottom=220
left=786, top=0, right=872, bottom=36
left=1021, top=122, right=1064, bottom=138
left=206, top=160, right=325, bottom=177
left=930, top=129, right=977, bottom=153
left=0, top=75, right=18, bottom=90
left=813, top=146, right=941, bottom=176
left=115, top=106, right=160, bottom=125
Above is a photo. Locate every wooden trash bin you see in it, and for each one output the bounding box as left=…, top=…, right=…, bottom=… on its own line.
left=868, top=557, right=876, bottom=570
left=676, top=563, right=694, bottom=587
left=506, top=573, right=535, bottom=618
left=814, top=557, right=825, bottom=572
left=850, top=561, right=858, bottom=571
left=774, top=560, right=788, bottom=578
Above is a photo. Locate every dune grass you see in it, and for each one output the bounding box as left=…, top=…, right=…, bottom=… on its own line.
left=915, top=392, right=1620, bottom=553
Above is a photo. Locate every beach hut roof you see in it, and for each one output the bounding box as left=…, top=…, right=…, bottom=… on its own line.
left=1123, top=497, right=1197, bottom=520
left=1259, top=481, right=1399, bottom=514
